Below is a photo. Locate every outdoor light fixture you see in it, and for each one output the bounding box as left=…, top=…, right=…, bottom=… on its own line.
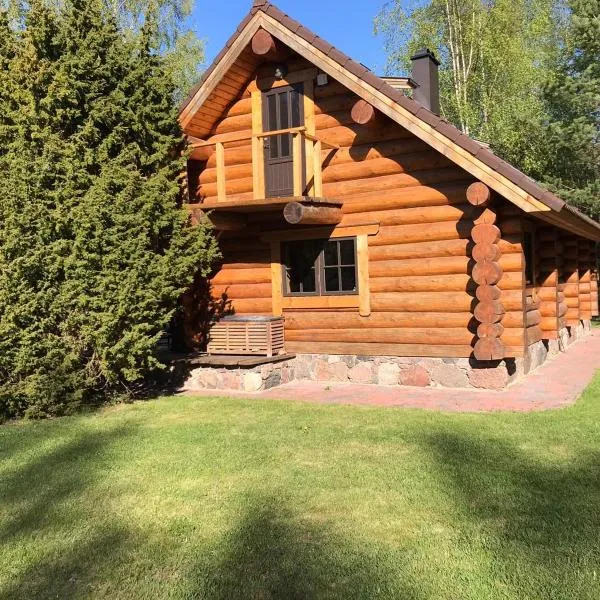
left=273, top=63, right=288, bottom=80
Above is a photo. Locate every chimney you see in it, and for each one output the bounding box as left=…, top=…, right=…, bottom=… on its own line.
left=410, top=49, right=440, bottom=114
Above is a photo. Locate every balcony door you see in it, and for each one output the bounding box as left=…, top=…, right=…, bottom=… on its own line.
left=262, top=83, right=304, bottom=198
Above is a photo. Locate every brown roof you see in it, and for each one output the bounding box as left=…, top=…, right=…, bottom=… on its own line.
left=180, top=1, right=600, bottom=237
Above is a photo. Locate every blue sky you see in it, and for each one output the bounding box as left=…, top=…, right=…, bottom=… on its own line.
left=187, top=0, right=390, bottom=74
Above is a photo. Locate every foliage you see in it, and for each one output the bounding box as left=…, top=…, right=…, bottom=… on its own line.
left=535, top=0, right=600, bottom=217
left=0, top=0, right=219, bottom=419
left=375, top=0, right=568, bottom=173
left=3, top=380, right=600, bottom=598
left=1, top=0, right=204, bottom=101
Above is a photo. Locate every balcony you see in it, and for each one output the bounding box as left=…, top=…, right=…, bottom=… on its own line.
left=187, top=127, right=342, bottom=227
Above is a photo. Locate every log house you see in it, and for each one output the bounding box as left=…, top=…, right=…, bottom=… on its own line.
left=179, top=1, right=600, bottom=391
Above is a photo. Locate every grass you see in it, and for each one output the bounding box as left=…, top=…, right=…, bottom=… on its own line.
left=2, top=379, right=600, bottom=599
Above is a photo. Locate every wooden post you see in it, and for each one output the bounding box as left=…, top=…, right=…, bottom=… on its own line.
left=303, top=77, right=316, bottom=195
left=292, top=132, right=303, bottom=196
left=215, top=142, right=226, bottom=203
left=270, top=242, right=283, bottom=317
left=312, top=139, right=323, bottom=197
left=357, top=234, right=371, bottom=317
left=251, top=91, right=265, bottom=200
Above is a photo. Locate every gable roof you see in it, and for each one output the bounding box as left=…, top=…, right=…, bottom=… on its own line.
left=180, top=0, right=600, bottom=241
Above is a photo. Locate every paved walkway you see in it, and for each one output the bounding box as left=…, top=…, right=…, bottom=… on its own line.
left=186, top=330, right=600, bottom=412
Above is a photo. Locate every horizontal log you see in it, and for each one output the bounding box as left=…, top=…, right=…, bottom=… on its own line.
left=370, top=292, right=476, bottom=313
left=473, top=337, right=505, bottom=361
left=341, top=182, right=470, bottom=214
left=213, top=114, right=252, bottom=135
left=211, top=283, right=272, bottom=299
left=322, top=151, right=453, bottom=184
left=285, top=341, right=478, bottom=358
left=200, top=162, right=252, bottom=184
left=369, top=255, right=470, bottom=277
left=370, top=221, right=473, bottom=247
left=212, top=268, right=271, bottom=285
left=198, top=177, right=253, bottom=199
left=317, top=122, right=413, bottom=148
left=343, top=204, right=479, bottom=228
left=370, top=274, right=472, bottom=293
left=314, top=93, right=359, bottom=116
left=228, top=298, right=273, bottom=314
left=286, top=328, right=476, bottom=345
left=207, top=145, right=252, bottom=168
left=326, top=169, right=470, bottom=199
left=466, top=182, right=491, bottom=206
left=283, top=202, right=342, bottom=225
left=283, top=311, right=475, bottom=330
left=322, top=138, right=429, bottom=166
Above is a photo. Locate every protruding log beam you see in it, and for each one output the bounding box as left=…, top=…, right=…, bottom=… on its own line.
left=472, top=261, right=503, bottom=286
left=474, top=337, right=505, bottom=361
left=351, top=99, right=376, bottom=125
left=195, top=210, right=247, bottom=231
left=466, top=182, right=492, bottom=206
left=251, top=29, right=286, bottom=62
left=283, top=202, right=343, bottom=226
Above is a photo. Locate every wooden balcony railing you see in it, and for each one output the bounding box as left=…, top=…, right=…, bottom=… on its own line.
left=189, top=127, right=339, bottom=203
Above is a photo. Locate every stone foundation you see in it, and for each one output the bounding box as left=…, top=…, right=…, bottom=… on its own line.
left=183, top=321, right=594, bottom=393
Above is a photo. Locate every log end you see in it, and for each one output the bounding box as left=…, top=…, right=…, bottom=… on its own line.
left=251, top=29, right=279, bottom=57
left=351, top=99, right=376, bottom=125
left=467, top=182, right=491, bottom=206
left=473, top=337, right=505, bottom=361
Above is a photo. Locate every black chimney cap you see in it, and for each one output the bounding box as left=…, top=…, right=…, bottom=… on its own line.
left=410, top=48, right=440, bottom=66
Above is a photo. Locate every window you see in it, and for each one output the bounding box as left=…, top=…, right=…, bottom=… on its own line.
left=524, top=230, right=536, bottom=286
left=283, top=238, right=358, bottom=296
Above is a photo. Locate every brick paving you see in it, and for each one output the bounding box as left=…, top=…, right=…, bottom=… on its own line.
left=185, top=330, right=600, bottom=412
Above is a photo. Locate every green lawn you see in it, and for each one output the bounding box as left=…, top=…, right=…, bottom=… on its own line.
left=2, top=378, right=600, bottom=600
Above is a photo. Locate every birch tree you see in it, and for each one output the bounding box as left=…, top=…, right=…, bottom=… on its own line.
left=375, top=0, right=568, bottom=170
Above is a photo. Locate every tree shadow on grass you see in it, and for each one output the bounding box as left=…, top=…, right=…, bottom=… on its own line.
left=425, top=430, right=600, bottom=599
left=189, top=494, right=426, bottom=600
left=0, top=424, right=138, bottom=599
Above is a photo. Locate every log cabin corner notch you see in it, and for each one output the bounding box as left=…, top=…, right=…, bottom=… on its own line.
left=178, top=1, right=600, bottom=392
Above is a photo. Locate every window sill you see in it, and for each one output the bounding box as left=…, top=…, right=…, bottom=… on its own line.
left=281, top=295, right=360, bottom=310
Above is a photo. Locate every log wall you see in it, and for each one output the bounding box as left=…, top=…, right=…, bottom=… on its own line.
left=184, top=50, right=597, bottom=358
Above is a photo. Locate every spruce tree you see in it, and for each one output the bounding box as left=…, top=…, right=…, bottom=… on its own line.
left=0, top=0, right=218, bottom=419
left=538, top=0, right=600, bottom=217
